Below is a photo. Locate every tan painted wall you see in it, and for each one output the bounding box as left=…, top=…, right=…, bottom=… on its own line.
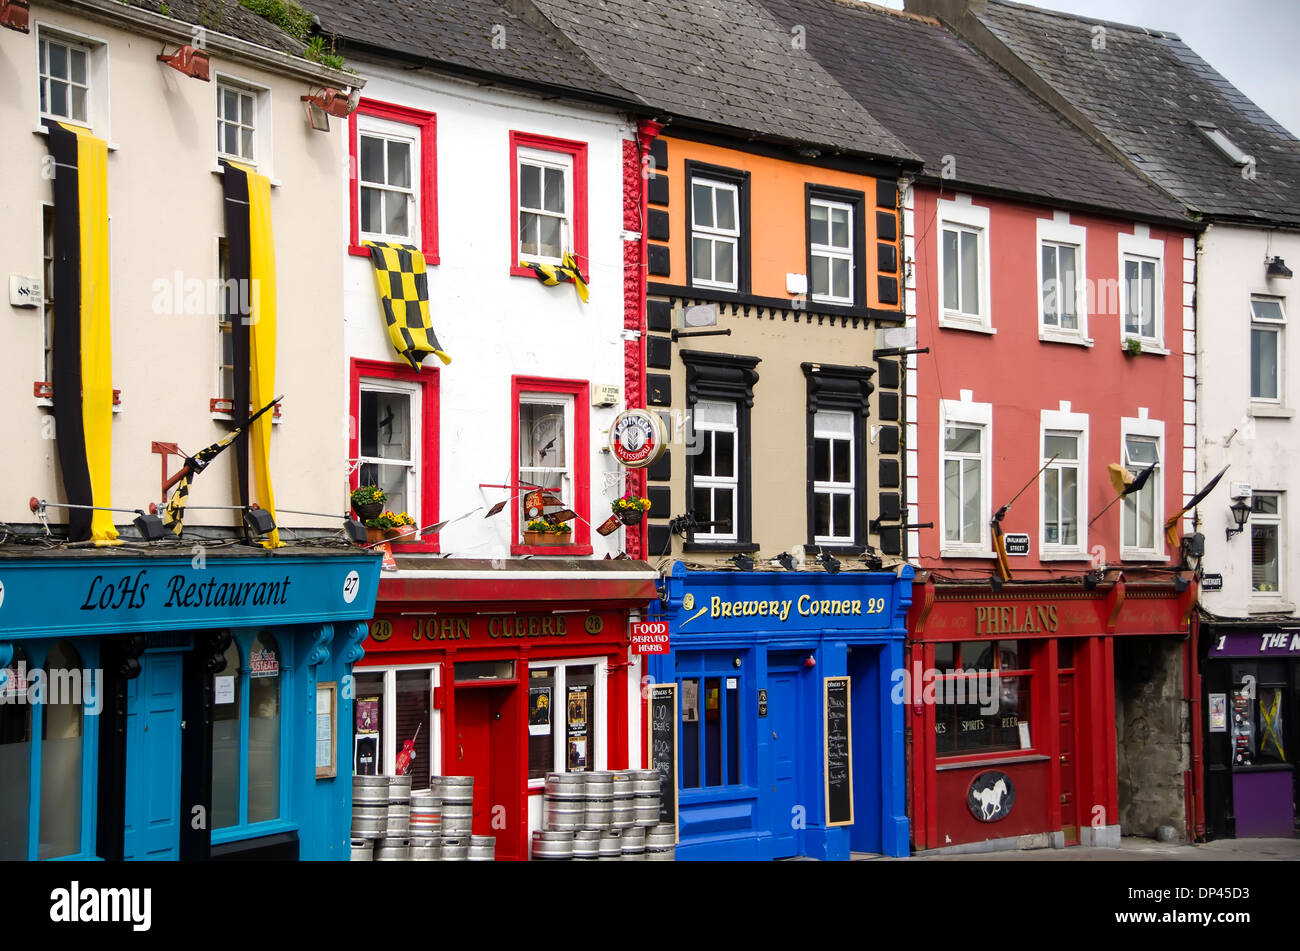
left=0, top=6, right=349, bottom=532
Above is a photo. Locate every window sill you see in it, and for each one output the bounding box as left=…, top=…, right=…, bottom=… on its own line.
left=679, top=785, right=758, bottom=804
left=939, top=548, right=996, bottom=559
left=1039, top=330, right=1093, bottom=348
left=211, top=398, right=284, bottom=425
left=1040, top=550, right=1092, bottom=562
left=35, top=123, right=119, bottom=150
left=350, top=243, right=439, bottom=264
left=510, top=543, right=595, bottom=556
left=210, top=164, right=281, bottom=187
left=512, top=261, right=573, bottom=279
left=938, top=313, right=995, bottom=335
left=809, top=543, right=867, bottom=556
left=211, top=818, right=298, bottom=846
left=34, top=383, right=122, bottom=413
left=682, top=541, right=760, bottom=553
left=1121, top=342, right=1169, bottom=356
left=1249, top=404, right=1295, bottom=419
left=1120, top=550, right=1168, bottom=563
left=1247, top=598, right=1295, bottom=615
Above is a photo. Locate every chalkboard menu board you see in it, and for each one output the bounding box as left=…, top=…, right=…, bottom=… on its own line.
left=823, top=676, right=853, bottom=827
left=647, top=683, right=678, bottom=839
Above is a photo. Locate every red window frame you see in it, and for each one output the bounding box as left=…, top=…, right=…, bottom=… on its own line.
left=349, top=99, right=439, bottom=263
left=349, top=358, right=440, bottom=553
left=511, top=375, right=591, bottom=555
left=508, top=131, right=588, bottom=279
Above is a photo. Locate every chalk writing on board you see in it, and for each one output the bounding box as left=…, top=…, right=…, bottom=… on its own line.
left=824, top=676, right=853, bottom=827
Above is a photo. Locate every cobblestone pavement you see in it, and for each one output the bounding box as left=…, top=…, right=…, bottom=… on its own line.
left=857, top=836, right=1300, bottom=861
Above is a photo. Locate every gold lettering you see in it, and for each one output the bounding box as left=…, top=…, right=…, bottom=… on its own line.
left=557, top=616, right=567, bottom=635
left=542, top=617, right=553, bottom=635
left=458, top=618, right=470, bottom=639
left=1001, top=607, right=1012, bottom=633
left=529, top=616, right=539, bottom=637
left=711, top=596, right=722, bottom=619
left=821, top=600, right=832, bottom=616
left=797, top=594, right=811, bottom=616
left=976, top=606, right=986, bottom=634
left=1048, top=605, right=1058, bottom=631
left=853, top=600, right=862, bottom=615
left=758, top=601, right=769, bottom=616
left=721, top=601, right=732, bottom=617
left=1037, top=605, right=1050, bottom=632
left=489, top=617, right=501, bottom=638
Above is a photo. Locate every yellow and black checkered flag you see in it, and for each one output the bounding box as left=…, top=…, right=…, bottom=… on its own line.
left=362, top=241, right=452, bottom=370
left=521, top=251, right=589, bottom=303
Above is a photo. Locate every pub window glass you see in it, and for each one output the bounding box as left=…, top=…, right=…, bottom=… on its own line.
left=934, top=640, right=1032, bottom=758
left=681, top=677, right=700, bottom=788
left=39, top=641, right=83, bottom=859
left=396, top=670, right=431, bottom=788
left=564, top=666, right=595, bottom=772
left=528, top=667, right=556, bottom=780
left=247, top=632, right=281, bottom=824
left=0, top=647, right=32, bottom=859
left=353, top=671, right=386, bottom=776
left=212, top=639, right=242, bottom=829
left=726, top=679, right=741, bottom=785
left=704, top=676, right=723, bottom=786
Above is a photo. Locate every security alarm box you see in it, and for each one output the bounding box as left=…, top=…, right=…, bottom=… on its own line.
left=592, top=384, right=620, bottom=407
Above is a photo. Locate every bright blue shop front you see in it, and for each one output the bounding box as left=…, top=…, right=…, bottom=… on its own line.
left=0, top=548, right=379, bottom=861
left=649, top=563, right=913, bottom=860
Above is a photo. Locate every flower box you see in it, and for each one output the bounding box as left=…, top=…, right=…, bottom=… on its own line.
left=385, top=525, right=419, bottom=544
left=525, top=530, right=572, bottom=547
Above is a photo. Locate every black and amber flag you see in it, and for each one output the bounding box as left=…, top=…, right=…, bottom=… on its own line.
left=46, top=122, right=118, bottom=545
left=362, top=240, right=452, bottom=370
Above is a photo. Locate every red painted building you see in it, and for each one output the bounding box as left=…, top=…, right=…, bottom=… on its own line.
left=766, top=0, right=1204, bottom=851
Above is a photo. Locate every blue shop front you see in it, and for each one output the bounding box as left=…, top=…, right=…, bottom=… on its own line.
left=0, top=548, right=379, bottom=861
left=649, top=562, right=913, bottom=860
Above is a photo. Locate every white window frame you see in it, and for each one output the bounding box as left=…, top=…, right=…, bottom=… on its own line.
left=358, top=378, right=421, bottom=519
left=525, top=656, right=608, bottom=790
left=939, top=397, right=993, bottom=557
left=34, top=24, right=110, bottom=139
left=1118, top=231, right=1165, bottom=352
left=518, top=391, right=576, bottom=539
left=1036, top=217, right=1089, bottom=344
left=691, top=400, right=740, bottom=543
left=936, top=199, right=992, bottom=333
left=1119, top=415, right=1165, bottom=561
left=690, top=178, right=741, bottom=291
left=812, top=409, right=855, bottom=545
left=516, top=146, right=573, bottom=267
left=1249, top=491, right=1283, bottom=599
left=1250, top=295, right=1285, bottom=405
left=215, top=75, right=271, bottom=173
left=353, top=664, right=442, bottom=779
left=809, top=198, right=855, bottom=305
left=1039, top=408, right=1089, bottom=560
left=357, top=114, right=422, bottom=248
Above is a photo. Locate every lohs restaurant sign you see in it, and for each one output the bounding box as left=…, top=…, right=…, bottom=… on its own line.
left=0, top=554, right=381, bottom=638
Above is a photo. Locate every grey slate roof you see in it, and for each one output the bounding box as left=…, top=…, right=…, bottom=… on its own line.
left=126, top=0, right=305, bottom=55
left=527, top=0, right=917, bottom=162
left=971, top=0, right=1300, bottom=227
left=758, top=0, right=1186, bottom=223
left=300, top=0, right=632, bottom=102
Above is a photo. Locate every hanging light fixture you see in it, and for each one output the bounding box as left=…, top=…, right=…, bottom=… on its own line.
left=1226, top=498, right=1252, bottom=540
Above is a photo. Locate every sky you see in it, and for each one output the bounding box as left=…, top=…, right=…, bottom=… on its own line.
left=868, top=0, right=1300, bottom=136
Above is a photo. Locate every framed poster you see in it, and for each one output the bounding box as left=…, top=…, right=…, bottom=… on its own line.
left=681, top=678, right=699, bottom=723
left=529, top=684, right=552, bottom=736
left=315, top=682, right=337, bottom=779
left=566, top=684, right=590, bottom=770
left=1208, top=693, right=1227, bottom=733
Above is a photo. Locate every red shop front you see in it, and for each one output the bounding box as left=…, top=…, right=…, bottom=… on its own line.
left=355, top=560, right=659, bottom=861
left=905, top=571, right=1200, bottom=853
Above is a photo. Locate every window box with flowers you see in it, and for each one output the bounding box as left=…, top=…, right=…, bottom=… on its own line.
left=525, top=518, right=572, bottom=547
left=364, top=510, right=417, bottom=544
left=351, top=485, right=387, bottom=522
left=613, top=493, right=651, bottom=526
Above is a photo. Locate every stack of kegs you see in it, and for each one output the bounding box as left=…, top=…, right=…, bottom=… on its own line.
left=530, top=769, right=675, bottom=861
left=409, top=788, right=442, bottom=861
left=437, top=775, right=474, bottom=835
left=374, top=774, right=412, bottom=860
left=350, top=775, right=389, bottom=860
left=352, top=773, right=497, bottom=861
left=468, top=835, right=496, bottom=861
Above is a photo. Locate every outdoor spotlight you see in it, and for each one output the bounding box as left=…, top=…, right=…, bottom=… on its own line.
left=729, top=553, right=755, bottom=571
left=1174, top=574, right=1190, bottom=593
left=244, top=505, right=276, bottom=537
left=776, top=552, right=797, bottom=571
left=990, top=574, right=1004, bottom=593
left=1226, top=498, right=1251, bottom=540
left=302, top=96, right=329, bottom=132
left=1083, top=569, right=1102, bottom=590
left=1266, top=256, right=1293, bottom=279
left=819, top=551, right=841, bottom=574
left=344, top=520, right=368, bottom=544
left=132, top=510, right=167, bottom=541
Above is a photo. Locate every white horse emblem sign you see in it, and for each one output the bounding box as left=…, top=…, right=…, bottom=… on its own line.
left=967, top=770, right=1015, bottom=822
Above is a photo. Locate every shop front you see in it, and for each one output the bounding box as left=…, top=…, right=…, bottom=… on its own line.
left=648, top=562, right=914, bottom=861
left=1201, top=619, right=1299, bottom=839
left=906, top=572, right=1199, bottom=853
left=358, top=559, right=659, bottom=861
left=0, top=548, right=380, bottom=861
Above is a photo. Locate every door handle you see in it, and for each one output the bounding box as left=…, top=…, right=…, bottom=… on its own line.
left=772, top=731, right=777, bottom=739
left=458, top=743, right=464, bottom=761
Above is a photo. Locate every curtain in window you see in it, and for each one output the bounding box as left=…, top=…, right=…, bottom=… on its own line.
left=38, top=642, right=83, bottom=858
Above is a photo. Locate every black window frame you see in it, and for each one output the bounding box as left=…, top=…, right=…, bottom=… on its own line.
left=803, top=363, right=873, bottom=554
left=685, top=161, right=751, bottom=296
left=682, top=350, right=760, bottom=552
left=805, top=184, right=867, bottom=309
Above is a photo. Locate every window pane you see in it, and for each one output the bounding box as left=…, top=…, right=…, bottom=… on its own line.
left=39, top=642, right=83, bottom=859
left=223, top=88, right=238, bottom=121
left=1044, top=468, right=1060, bottom=544
left=1138, top=482, right=1155, bottom=549
left=50, top=81, right=68, bottom=119
left=565, top=667, right=595, bottom=772
left=49, top=42, right=67, bottom=80
left=1041, top=244, right=1057, bottom=323
left=692, top=183, right=714, bottom=228
left=1252, top=524, right=1279, bottom=591
left=520, top=163, right=541, bottom=209
left=384, top=191, right=409, bottom=238
left=543, top=167, right=565, bottom=213
left=239, top=127, right=253, bottom=160
left=362, top=389, right=412, bottom=462
left=962, top=458, right=981, bottom=543
left=352, top=672, right=385, bottom=776
left=1124, top=259, right=1140, bottom=333
left=1123, top=492, right=1137, bottom=548
left=360, top=135, right=385, bottom=184
left=830, top=207, right=849, bottom=248
left=942, top=229, right=959, bottom=311
left=520, top=211, right=538, bottom=257
left=386, top=140, right=411, bottom=188
left=960, top=230, right=979, bottom=315
left=395, top=670, right=431, bottom=789
left=810, top=203, right=828, bottom=246
left=945, top=425, right=980, bottom=454
left=1060, top=468, right=1078, bottom=546
left=539, top=215, right=562, bottom=259
left=520, top=402, right=567, bottom=469
left=693, top=236, right=712, bottom=281
left=814, top=492, right=831, bottom=538
left=726, top=681, right=740, bottom=785
left=1125, top=436, right=1158, bottom=466
left=692, top=485, right=712, bottom=522
left=247, top=634, right=281, bottom=824
left=360, top=186, right=381, bottom=234
left=1251, top=298, right=1284, bottom=321
left=0, top=648, right=31, bottom=860
left=704, top=677, right=722, bottom=786
left=239, top=93, right=254, bottom=125
left=1251, top=328, right=1278, bottom=400
left=714, top=488, right=734, bottom=533
left=832, top=492, right=850, bottom=538
left=831, top=437, right=851, bottom=483
left=212, top=640, right=241, bottom=829
left=832, top=257, right=850, bottom=299
left=944, top=459, right=960, bottom=542
left=1141, top=261, right=1156, bottom=337
left=715, top=189, right=736, bottom=231
left=813, top=437, right=830, bottom=482
left=1059, top=245, right=1077, bottom=326
left=713, top=429, right=735, bottom=478
left=1251, top=494, right=1279, bottom=516
left=681, top=679, right=699, bottom=789
left=694, top=429, right=714, bottom=478
left=1045, top=433, right=1078, bottom=460
left=811, top=255, right=829, bottom=297
left=528, top=667, right=555, bottom=780
left=714, top=240, right=734, bottom=285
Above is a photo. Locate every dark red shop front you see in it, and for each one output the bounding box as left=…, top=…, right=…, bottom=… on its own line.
left=906, top=571, right=1199, bottom=852
left=354, top=560, right=659, bottom=861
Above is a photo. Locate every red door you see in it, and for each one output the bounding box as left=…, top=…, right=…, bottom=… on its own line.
left=1058, top=674, right=1079, bottom=845
left=453, top=685, right=521, bottom=859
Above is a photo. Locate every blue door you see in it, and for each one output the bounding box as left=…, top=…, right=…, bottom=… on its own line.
left=767, top=671, right=801, bottom=858
left=123, top=650, right=184, bottom=860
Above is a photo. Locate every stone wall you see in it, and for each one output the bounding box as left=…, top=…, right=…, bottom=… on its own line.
left=1115, top=636, right=1189, bottom=839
